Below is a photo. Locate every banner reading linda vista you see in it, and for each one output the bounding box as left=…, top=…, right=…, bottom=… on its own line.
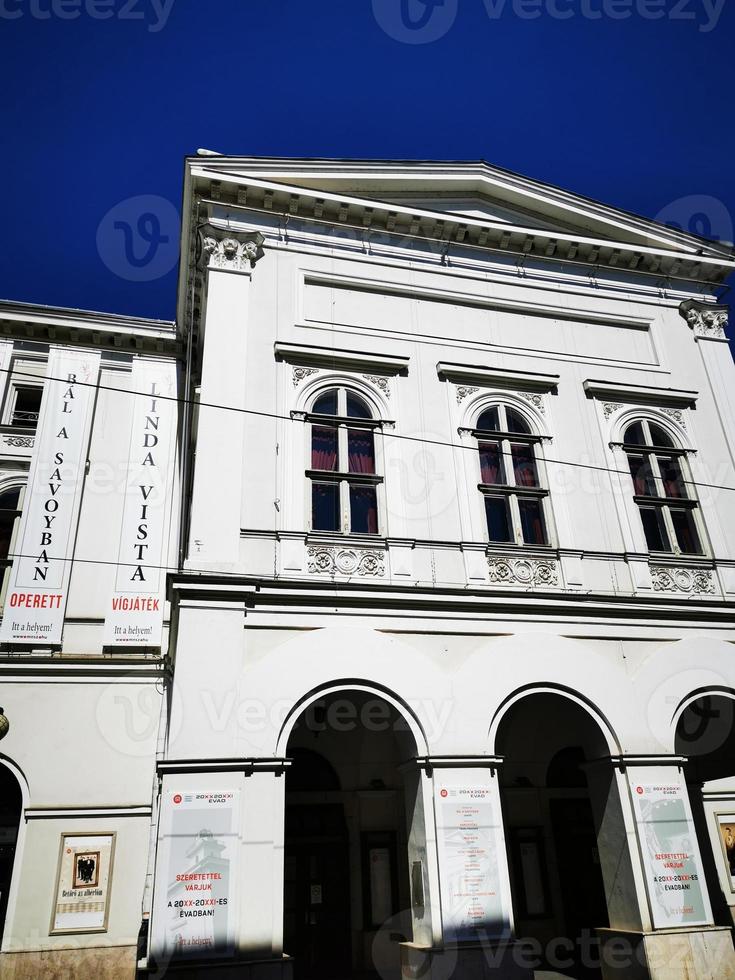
left=0, top=348, right=100, bottom=645
left=103, top=358, right=176, bottom=647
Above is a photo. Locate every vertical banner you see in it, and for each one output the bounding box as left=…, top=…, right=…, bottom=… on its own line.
left=151, top=790, right=240, bottom=962
left=630, top=780, right=712, bottom=928
left=103, top=358, right=176, bottom=647
left=435, top=781, right=512, bottom=942
left=0, top=348, right=100, bottom=644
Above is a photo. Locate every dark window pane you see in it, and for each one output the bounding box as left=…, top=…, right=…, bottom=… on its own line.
left=348, top=429, right=375, bottom=474
left=519, top=497, right=547, bottom=545
left=477, top=407, right=500, bottom=432
left=649, top=422, right=674, bottom=448
left=313, top=389, right=338, bottom=416
left=484, top=496, right=511, bottom=542
left=671, top=508, right=702, bottom=555
left=658, top=456, right=686, bottom=498
left=346, top=392, right=372, bottom=419
left=479, top=442, right=504, bottom=484
left=311, top=426, right=338, bottom=471
left=12, top=386, right=41, bottom=428
left=0, top=513, right=16, bottom=561
left=628, top=454, right=657, bottom=496
left=511, top=444, right=539, bottom=487
left=350, top=485, right=378, bottom=534
left=505, top=407, right=531, bottom=434
left=0, top=488, right=21, bottom=510
left=639, top=505, right=670, bottom=551
left=624, top=421, right=646, bottom=445
left=312, top=482, right=340, bottom=531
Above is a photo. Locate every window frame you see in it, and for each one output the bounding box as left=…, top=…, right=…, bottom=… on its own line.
left=473, top=404, right=552, bottom=548
left=305, top=386, right=384, bottom=536
left=0, top=482, right=26, bottom=608
left=623, top=418, right=705, bottom=557
left=3, top=383, right=43, bottom=430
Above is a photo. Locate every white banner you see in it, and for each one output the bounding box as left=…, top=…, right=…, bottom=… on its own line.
left=630, top=780, right=712, bottom=929
left=0, top=348, right=100, bottom=644
left=151, top=790, right=240, bottom=962
left=436, top=782, right=512, bottom=942
left=103, top=358, right=176, bottom=647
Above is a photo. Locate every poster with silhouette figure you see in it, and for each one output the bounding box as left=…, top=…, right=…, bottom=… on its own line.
left=716, top=815, right=735, bottom=891
left=150, top=790, right=240, bottom=963
left=51, top=833, right=115, bottom=934
left=631, top=781, right=711, bottom=928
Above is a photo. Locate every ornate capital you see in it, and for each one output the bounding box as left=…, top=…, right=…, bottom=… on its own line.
left=679, top=300, right=728, bottom=340
left=201, top=230, right=265, bottom=272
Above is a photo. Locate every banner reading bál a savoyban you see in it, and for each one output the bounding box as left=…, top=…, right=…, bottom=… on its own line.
left=103, top=358, right=176, bottom=647
left=0, top=348, right=100, bottom=645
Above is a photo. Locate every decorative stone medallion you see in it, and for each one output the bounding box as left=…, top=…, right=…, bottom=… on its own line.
left=651, top=565, right=715, bottom=595
left=487, top=556, right=559, bottom=587
left=292, top=366, right=319, bottom=387
left=307, top=547, right=385, bottom=577
left=456, top=385, right=479, bottom=404
left=363, top=375, right=391, bottom=398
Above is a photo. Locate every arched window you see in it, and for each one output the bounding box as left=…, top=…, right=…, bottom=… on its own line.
left=624, top=419, right=703, bottom=554
left=307, top=388, right=381, bottom=535
left=0, top=485, right=24, bottom=604
left=475, top=405, right=549, bottom=546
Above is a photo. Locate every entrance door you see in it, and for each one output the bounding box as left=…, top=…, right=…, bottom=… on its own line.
left=550, top=798, right=608, bottom=978
left=284, top=804, right=352, bottom=979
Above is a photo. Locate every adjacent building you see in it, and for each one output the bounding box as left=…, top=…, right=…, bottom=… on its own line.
left=1, top=158, right=735, bottom=980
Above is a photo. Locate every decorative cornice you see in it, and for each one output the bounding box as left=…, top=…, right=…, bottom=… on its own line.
left=650, top=565, right=716, bottom=595
left=202, top=230, right=265, bottom=272
left=307, top=546, right=385, bottom=577
left=679, top=300, right=728, bottom=340
left=487, top=556, right=559, bottom=588
left=584, top=379, right=698, bottom=409
left=438, top=362, right=559, bottom=394
left=275, top=342, right=409, bottom=376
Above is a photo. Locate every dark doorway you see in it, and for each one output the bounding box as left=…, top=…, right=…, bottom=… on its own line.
left=549, top=797, right=609, bottom=978
left=497, top=694, right=611, bottom=980
left=284, top=752, right=352, bottom=980
left=0, top=764, right=22, bottom=943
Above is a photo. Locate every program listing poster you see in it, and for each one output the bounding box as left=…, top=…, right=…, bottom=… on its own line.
left=631, top=781, right=712, bottom=929
left=436, top=785, right=511, bottom=942
left=151, top=790, right=240, bottom=961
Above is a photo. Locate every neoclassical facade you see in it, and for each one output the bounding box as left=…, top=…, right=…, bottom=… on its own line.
left=1, top=158, right=735, bottom=980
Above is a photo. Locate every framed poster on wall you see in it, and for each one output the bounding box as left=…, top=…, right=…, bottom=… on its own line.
left=715, top=812, right=735, bottom=893
left=50, top=832, right=116, bottom=934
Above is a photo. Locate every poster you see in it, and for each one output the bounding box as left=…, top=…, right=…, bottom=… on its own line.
left=51, top=832, right=115, bottom=934
left=103, top=358, right=177, bottom=647
left=631, top=781, right=712, bottom=929
left=151, top=790, right=239, bottom=961
left=716, top=813, right=735, bottom=892
left=0, top=348, right=100, bottom=645
left=436, top=784, right=511, bottom=942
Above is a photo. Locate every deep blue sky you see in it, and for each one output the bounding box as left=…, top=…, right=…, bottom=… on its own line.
left=1, top=0, right=733, bottom=322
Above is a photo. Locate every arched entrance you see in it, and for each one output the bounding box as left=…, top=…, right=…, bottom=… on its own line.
left=283, top=690, right=420, bottom=980
left=0, top=762, right=22, bottom=943
left=495, top=693, right=612, bottom=979
left=676, top=693, right=735, bottom=928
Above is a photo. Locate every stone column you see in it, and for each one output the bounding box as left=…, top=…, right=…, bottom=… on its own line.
left=400, top=757, right=532, bottom=980
left=596, top=754, right=735, bottom=980
left=187, top=231, right=264, bottom=569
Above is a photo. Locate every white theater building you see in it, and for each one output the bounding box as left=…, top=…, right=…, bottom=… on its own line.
left=1, top=158, right=735, bottom=980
